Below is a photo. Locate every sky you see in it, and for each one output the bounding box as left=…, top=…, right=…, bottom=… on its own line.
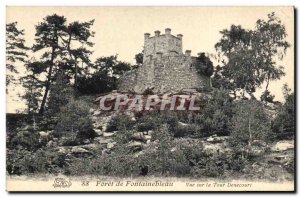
left=6, top=6, right=294, bottom=113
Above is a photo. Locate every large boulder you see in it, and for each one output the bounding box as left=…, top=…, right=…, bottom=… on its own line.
left=131, top=132, right=146, bottom=141
left=128, top=141, right=143, bottom=148
left=144, top=135, right=152, bottom=140
left=202, top=135, right=231, bottom=154
left=81, top=143, right=101, bottom=151
left=93, top=129, right=103, bottom=136
left=89, top=108, right=95, bottom=114
left=93, top=110, right=101, bottom=116
left=56, top=147, right=67, bottom=154
left=206, top=135, right=229, bottom=143
left=103, top=132, right=115, bottom=137
left=271, top=140, right=294, bottom=152
left=107, top=143, right=115, bottom=149
left=70, top=146, right=93, bottom=158
left=94, top=137, right=114, bottom=144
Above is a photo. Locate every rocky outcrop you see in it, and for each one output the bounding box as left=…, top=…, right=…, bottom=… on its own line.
left=271, top=140, right=294, bottom=152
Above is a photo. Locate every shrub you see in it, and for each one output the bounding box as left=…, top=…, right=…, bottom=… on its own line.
left=55, top=98, right=96, bottom=143
left=10, top=130, right=40, bottom=151
left=107, top=113, right=135, bottom=132
left=193, top=89, right=233, bottom=137
left=138, top=124, right=191, bottom=176
left=230, top=99, right=272, bottom=157
left=46, top=71, right=74, bottom=117
left=190, top=153, right=231, bottom=178
left=134, top=111, right=197, bottom=138
left=66, top=145, right=140, bottom=177
left=135, top=111, right=162, bottom=132
left=272, top=92, right=295, bottom=140
left=175, top=139, right=205, bottom=165
left=106, top=113, right=136, bottom=144
left=76, top=71, right=118, bottom=95
left=6, top=148, right=66, bottom=175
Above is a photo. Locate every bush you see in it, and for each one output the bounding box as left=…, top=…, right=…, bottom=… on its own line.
left=230, top=100, right=271, bottom=157
left=10, top=130, right=40, bottom=151
left=107, top=113, right=136, bottom=144
left=66, top=145, right=140, bottom=177
left=193, top=89, right=233, bottom=137
left=107, top=113, right=135, bottom=132
left=272, top=92, right=295, bottom=140
left=135, top=111, right=162, bottom=132
left=76, top=71, right=117, bottom=95
left=138, top=124, right=190, bottom=176
left=55, top=98, right=96, bottom=143
left=7, top=148, right=66, bottom=175
left=46, top=71, right=74, bottom=117
left=76, top=56, right=132, bottom=95
left=133, top=111, right=197, bottom=138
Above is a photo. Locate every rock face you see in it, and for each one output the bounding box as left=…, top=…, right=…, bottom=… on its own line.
left=118, top=28, right=210, bottom=94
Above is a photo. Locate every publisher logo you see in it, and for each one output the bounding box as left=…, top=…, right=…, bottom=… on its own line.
left=53, top=178, right=72, bottom=188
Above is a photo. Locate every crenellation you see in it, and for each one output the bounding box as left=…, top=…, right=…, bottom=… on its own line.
left=118, top=28, right=210, bottom=94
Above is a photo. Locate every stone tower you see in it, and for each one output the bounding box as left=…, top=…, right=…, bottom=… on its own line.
left=143, top=28, right=183, bottom=63
left=118, top=28, right=210, bottom=94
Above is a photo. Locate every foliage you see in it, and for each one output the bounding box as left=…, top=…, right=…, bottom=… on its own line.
left=229, top=100, right=271, bottom=157
left=272, top=85, right=295, bottom=139
left=7, top=148, right=66, bottom=175
left=138, top=124, right=190, bottom=176
left=194, top=88, right=233, bottom=137
left=191, top=154, right=229, bottom=178
left=10, top=130, right=40, bottom=151
left=76, top=55, right=132, bottom=95
left=107, top=113, right=136, bottom=144
left=6, top=22, right=28, bottom=89
left=20, top=67, right=43, bottom=131
left=55, top=98, right=96, bottom=142
left=76, top=71, right=117, bottom=95
left=214, top=13, right=289, bottom=98
left=66, top=146, right=140, bottom=177
left=133, top=52, right=143, bottom=69
left=29, top=14, right=94, bottom=113
left=260, top=90, right=275, bottom=103
left=194, top=53, right=214, bottom=77
left=46, top=71, right=74, bottom=117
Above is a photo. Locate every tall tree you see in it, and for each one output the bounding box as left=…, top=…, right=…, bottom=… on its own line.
left=30, top=14, right=94, bottom=114
left=6, top=22, right=28, bottom=90
left=254, top=13, right=290, bottom=91
left=62, top=20, right=95, bottom=87
left=21, top=60, right=44, bottom=130
left=32, top=14, right=67, bottom=114
left=214, top=13, right=289, bottom=99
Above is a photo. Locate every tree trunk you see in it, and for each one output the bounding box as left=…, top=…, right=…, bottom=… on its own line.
left=265, top=74, right=270, bottom=91
left=248, top=114, right=252, bottom=158
left=39, top=47, right=56, bottom=114
left=66, top=34, right=78, bottom=87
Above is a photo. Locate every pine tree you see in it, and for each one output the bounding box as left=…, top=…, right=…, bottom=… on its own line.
left=6, top=22, right=28, bottom=91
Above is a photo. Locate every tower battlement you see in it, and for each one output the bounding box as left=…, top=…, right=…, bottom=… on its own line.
left=143, top=28, right=185, bottom=63
left=118, top=28, right=210, bottom=94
